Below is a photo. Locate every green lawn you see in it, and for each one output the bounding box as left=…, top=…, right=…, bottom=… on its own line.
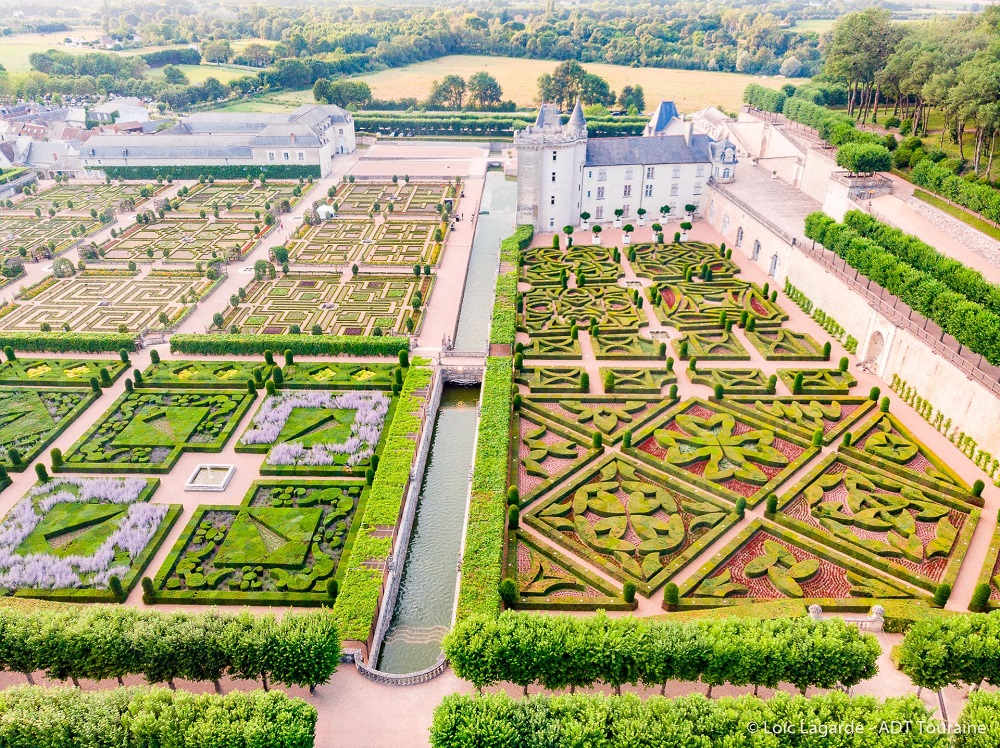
left=912, top=188, right=1000, bottom=242
left=146, top=63, right=249, bottom=84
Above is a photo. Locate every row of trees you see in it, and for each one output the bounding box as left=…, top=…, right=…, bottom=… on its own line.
left=431, top=692, right=950, bottom=748
left=443, top=613, right=880, bottom=693
left=0, top=686, right=317, bottom=748
left=425, top=72, right=511, bottom=111
left=823, top=7, right=1000, bottom=176
left=805, top=211, right=1000, bottom=365
left=898, top=613, right=1000, bottom=690
left=0, top=607, right=340, bottom=691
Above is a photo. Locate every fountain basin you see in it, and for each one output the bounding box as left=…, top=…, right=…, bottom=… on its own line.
left=184, top=464, right=236, bottom=492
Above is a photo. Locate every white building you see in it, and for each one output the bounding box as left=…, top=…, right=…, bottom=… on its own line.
left=89, top=97, right=149, bottom=125
left=80, top=104, right=356, bottom=178
left=515, top=101, right=737, bottom=231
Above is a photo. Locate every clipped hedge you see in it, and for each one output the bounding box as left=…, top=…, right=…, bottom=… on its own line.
left=897, top=613, right=1000, bottom=690
left=455, top=356, right=513, bottom=622
left=0, top=332, right=138, bottom=353
left=806, top=211, right=1000, bottom=364
left=102, top=164, right=320, bottom=181
left=431, top=692, right=942, bottom=748
left=170, top=333, right=409, bottom=357
left=443, top=612, right=880, bottom=692
left=783, top=96, right=882, bottom=146
left=490, top=271, right=517, bottom=346
left=331, top=359, right=432, bottom=642
left=0, top=686, right=316, bottom=748
left=742, top=83, right=786, bottom=113
left=0, top=607, right=339, bottom=691
left=911, top=155, right=1000, bottom=225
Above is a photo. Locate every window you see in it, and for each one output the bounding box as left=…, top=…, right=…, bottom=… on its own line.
left=696, top=165, right=705, bottom=178
left=693, top=184, right=702, bottom=195
left=623, top=206, right=630, bottom=217
left=339, top=128, right=344, bottom=135
left=283, top=152, right=290, bottom=161
left=646, top=166, right=655, bottom=179
left=587, top=190, right=591, bottom=198
left=597, top=186, right=605, bottom=200
left=550, top=195, right=556, bottom=205
left=736, top=227, right=744, bottom=247
left=723, top=168, right=731, bottom=179
left=268, top=152, right=275, bottom=162
left=721, top=214, right=730, bottom=233
left=551, top=172, right=557, bottom=183
left=644, top=184, right=653, bottom=198
left=595, top=206, right=604, bottom=220
left=752, top=240, right=761, bottom=261
left=670, top=184, right=679, bottom=196
left=623, top=184, right=632, bottom=198
left=624, top=168, right=634, bottom=180
left=588, top=170, right=593, bottom=178
left=672, top=167, right=681, bottom=178
left=297, top=152, right=305, bottom=162
left=598, top=169, right=607, bottom=181
left=552, top=151, right=558, bottom=161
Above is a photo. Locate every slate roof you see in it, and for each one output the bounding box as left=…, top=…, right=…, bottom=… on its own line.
left=647, top=101, right=680, bottom=134
left=83, top=135, right=256, bottom=160
left=585, top=134, right=713, bottom=166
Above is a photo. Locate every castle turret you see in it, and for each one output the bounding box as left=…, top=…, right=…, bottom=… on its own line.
left=514, top=102, right=588, bottom=231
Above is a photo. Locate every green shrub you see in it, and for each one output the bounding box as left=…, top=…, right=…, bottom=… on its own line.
left=811, top=429, right=823, bottom=446
left=0, top=333, right=138, bottom=353
left=839, top=356, right=849, bottom=372
left=507, top=486, right=519, bottom=506
left=592, top=432, right=603, bottom=449
left=499, top=579, right=518, bottom=607
left=2, top=346, right=13, bottom=361
left=843, top=431, right=853, bottom=447
left=603, top=370, right=615, bottom=392
left=664, top=583, right=679, bottom=608
left=973, top=479, right=985, bottom=498
left=507, top=504, right=519, bottom=530
left=869, top=386, right=881, bottom=401
left=713, top=383, right=724, bottom=399
left=622, top=430, right=632, bottom=449
left=766, top=494, right=778, bottom=514
left=792, top=372, right=804, bottom=394
left=933, top=583, right=952, bottom=607
left=622, top=581, right=636, bottom=604
left=35, top=463, right=49, bottom=483
left=735, top=496, right=746, bottom=519
left=170, top=334, right=408, bottom=357
left=970, top=583, right=992, bottom=612
left=579, top=371, right=589, bottom=392
left=880, top=396, right=891, bottom=412
left=49, top=448, right=62, bottom=467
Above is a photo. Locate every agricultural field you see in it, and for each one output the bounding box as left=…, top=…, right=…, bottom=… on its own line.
left=4, top=183, right=162, bottom=217
left=503, top=236, right=983, bottom=612
left=174, top=181, right=309, bottom=217
left=262, top=55, right=808, bottom=113
left=0, top=216, right=100, bottom=259
left=288, top=218, right=441, bottom=266
left=0, top=270, right=218, bottom=333
left=223, top=274, right=433, bottom=336
left=99, top=217, right=268, bottom=263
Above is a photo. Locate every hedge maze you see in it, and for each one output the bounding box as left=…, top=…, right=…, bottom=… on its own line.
left=335, top=181, right=453, bottom=215
left=154, top=479, right=364, bottom=604
left=504, top=233, right=982, bottom=613
left=287, top=218, right=438, bottom=266
left=0, top=273, right=215, bottom=333
left=225, top=274, right=432, bottom=336
left=175, top=181, right=305, bottom=216
left=100, top=218, right=265, bottom=263
left=0, top=216, right=99, bottom=258
left=60, top=388, right=255, bottom=472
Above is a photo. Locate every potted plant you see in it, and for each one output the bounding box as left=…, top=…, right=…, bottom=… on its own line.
left=652, top=223, right=663, bottom=245
left=680, top=221, right=693, bottom=241
left=592, top=224, right=603, bottom=245
left=580, top=211, right=591, bottom=230
left=660, top=204, right=671, bottom=221
left=622, top=223, right=634, bottom=245
left=563, top=225, right=574, bottom=248
left=684, top=204, right=696, bottom=221
left=637, top=207, right=647, bottom=226
left=613, top=208, right=624, bottom=228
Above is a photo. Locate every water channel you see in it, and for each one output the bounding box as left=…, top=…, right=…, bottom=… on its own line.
left=376, top=168, right=516, bottom=673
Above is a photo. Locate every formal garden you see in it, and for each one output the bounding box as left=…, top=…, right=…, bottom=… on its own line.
left=286, top=218, right=442, bottom=266
left=98, top=217, right=268, bottom=263
left=174, top=180, right=308, bottom=216
left=4, top=183, right=162, bottom=217
left=221, top=273, right=433, bottom=336
left=476, top=230, right=988, bottom=616
left=0, top=270, right=220, bottom=333
left=0, top=216, right=100, bottom=259
left=333, top=180, right=455, bottom=215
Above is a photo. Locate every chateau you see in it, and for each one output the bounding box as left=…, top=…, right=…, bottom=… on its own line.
left=515, top=101, right=738, bottom=231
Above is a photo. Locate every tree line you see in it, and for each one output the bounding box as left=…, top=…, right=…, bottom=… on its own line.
left=442, top=613, right=880, bottom=693
left=805, top=211, right=1000, bottom=366
left=0, top=607, right=340, bottom=692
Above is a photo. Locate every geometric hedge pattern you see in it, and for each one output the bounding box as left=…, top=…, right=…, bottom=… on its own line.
left=288, top=219, right=438, bottom=266
left=174, top=182, right=305, bottom=216
left=0, top=217, right=100, bottom=259
left=99, top=218, right=266, bottom=263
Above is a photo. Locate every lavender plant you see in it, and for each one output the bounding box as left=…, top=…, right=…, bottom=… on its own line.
left=241, top=390, right=389, bottom=467
left=0, top=477, right=166, bottom=590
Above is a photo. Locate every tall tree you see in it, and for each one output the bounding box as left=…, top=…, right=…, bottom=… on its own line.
left=467, top=71, right=503, bottom=110
left=824, top=9, right=903, bottom=122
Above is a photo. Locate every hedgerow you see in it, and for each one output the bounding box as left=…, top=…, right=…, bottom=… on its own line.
left=490, top=225, right=533, bottom=347
left=455, top=356, right=513, bottom=622
left=742, top=83, right=786, bottom=113
left=0, top=686, right=316, bottom=748
left=443, top=613, right=880, bottom=692
left=897, top=614, right=1000, bottom=690
left=102, top=164, right=320, bottom=181
left=430, top=692, right=942, bottom=748
left=330, top=359, right=432, bottom=642
left=0, top=332, right=138, bottom=353
left=170, top=333, right=409, bottom=357
left=0, top=607, right=339, bottom=690
left=805, top=211, right=1000, bottom=364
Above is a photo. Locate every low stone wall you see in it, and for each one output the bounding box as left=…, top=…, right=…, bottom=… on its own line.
left=905, top=195, right=1000, bottom=270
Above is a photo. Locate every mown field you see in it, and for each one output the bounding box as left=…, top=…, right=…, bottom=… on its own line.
left=0, top=28, right=101, bottom=72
